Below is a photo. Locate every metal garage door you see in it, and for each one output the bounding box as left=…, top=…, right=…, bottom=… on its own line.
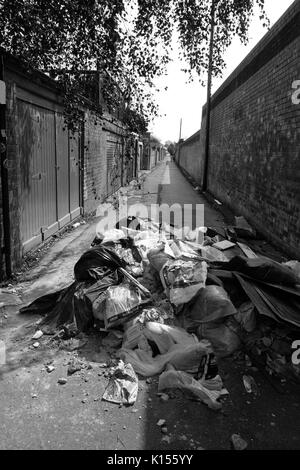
left=17, top=98, right=82, bottom=252
left=18, top=101, right=58, bottom=251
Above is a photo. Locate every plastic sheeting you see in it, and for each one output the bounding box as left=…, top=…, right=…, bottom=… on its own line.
left=102, top=361, right=138, bottom=405
left=158, top=369, right=224, bottom=410
left=119, top=340, right=212, bottom=377
left=160, top=259, right=208, bottom=306
left=104, top=282, right=151, bottom=329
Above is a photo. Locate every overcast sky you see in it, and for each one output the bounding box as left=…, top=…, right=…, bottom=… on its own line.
left=150, top=0, right=295, bottom=143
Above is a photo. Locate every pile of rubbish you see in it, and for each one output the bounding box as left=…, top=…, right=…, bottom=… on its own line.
left=20, top=215, right=300, bottom=408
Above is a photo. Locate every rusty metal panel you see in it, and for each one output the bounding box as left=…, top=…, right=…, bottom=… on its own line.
left=55, top=113, right=70, bottom=228
left=69, top=131, right=81, bottom=220
left=18, top=100, right=58, bottom=251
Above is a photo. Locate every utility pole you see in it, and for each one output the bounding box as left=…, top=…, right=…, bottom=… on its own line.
left=179, top=118, right=182, bottom=141
left=202, top=0, right=217, bottom=192
left=178, top=118, right=182, bottom=164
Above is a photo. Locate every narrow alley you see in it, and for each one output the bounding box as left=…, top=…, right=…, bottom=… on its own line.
left=0, top=157, right=299, bottom=451
left=0, top=0, right=299, bottom=456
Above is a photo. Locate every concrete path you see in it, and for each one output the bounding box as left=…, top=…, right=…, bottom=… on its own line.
left=0, top=158, right=299, bottom=451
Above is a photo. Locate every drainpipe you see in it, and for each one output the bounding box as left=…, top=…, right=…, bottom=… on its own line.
left=202, top=0, right=216, bottom=192
left=0, top=54, right=11, bottom=278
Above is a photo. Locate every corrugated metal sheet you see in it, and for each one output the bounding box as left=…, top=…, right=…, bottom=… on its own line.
left=18, top=100, right=58, bottom=250
left=17, top=99, right=82, bottom=252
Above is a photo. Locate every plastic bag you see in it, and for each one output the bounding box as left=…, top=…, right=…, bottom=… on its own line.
left=159, top=259, right=208, bottom=306
left=122, top=323, right=144, bottom=350
left=102, top=361, right=138, bottom=405
left=197, top=318, right=241, bottom=358
left=21, top=281, right=94, bottom=332
left=79, top=273, right=119, bottom=321
left=143, top=322, right=198, bottom=354
left=134, top=231, right=167, bottom=261
left=101, top=229, right=127, bottom=244
left=283, top=261, right=300, bottom=282
left=158, top=369, right=223, bottom=410
left=119, top=340, right=212, bottom=377
left=104, top=282, right=151, bottom=329
left=74, top=245, right=125, bottom=281
left=147, top=248, right=172, bottom=272
left=182, top=285, right=236, bottom=331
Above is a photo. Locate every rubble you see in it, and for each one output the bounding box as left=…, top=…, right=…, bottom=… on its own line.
left=19, top=213, right=300, bottom=418
left=32, top=330, right=44, bottom=340
left=57, top=378, right=68, bottom=385
left=157, top=419, right=166, bottom=427
left=243, top=375, right=259, bottom=396
left=231, top=434, right=248, bottom=451
left=67, top=358, right=86, bottom=375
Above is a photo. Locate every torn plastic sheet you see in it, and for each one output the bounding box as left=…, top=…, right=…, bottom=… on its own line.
left=74, top=245, right=126, bottom=282
left=143, top=322, right=198, bottom=354
left=180, top=285, right=237, bottom=328
left=119, top=340, right=212, bottom=377
left=102, top=361, right=138, bottom=405
left=158, top=369, right=225, bottom=410
left=122, top=308, right=170, bottom=350
left=20, top=282, right=94, bottom=332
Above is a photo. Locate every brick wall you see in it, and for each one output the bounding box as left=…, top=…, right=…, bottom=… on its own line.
left=0, top=49, right=130, bottom=279
left=178, top=130, right=203, bottom=183
left=83, top=111, right=127, bottom=214
left=177, top=0, right=300, bottom=259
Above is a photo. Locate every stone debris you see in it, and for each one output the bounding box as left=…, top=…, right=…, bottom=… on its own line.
left=160, top=393, right=169, bottom=402
left=157, top=419, right=166, bottom=427
left=32, top=330, right=44, bottom=340
left=57, top=378, right=68, bottom=385
left=231, top=434, right=248, bottom=451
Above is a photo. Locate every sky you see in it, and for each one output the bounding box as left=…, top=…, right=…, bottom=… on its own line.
left=150, top=0, right=296, bottom=143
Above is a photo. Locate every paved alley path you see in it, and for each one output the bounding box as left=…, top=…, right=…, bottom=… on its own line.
left=1, top=158, right=300, bottom=451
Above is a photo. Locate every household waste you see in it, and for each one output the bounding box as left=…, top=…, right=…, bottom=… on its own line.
left=20, top=214, right=300, bottom=408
